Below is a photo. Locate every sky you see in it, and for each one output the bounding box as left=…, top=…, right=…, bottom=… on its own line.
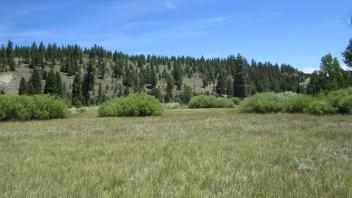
left=0, top=0, right=351, bottom=73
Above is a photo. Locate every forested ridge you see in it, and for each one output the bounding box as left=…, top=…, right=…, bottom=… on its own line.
left=0, top=40, right=324, bottom=106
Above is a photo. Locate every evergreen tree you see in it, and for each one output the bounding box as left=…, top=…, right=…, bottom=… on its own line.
left=343, top=39, right=352, bottom=68
left=72, top=73, right=82, bottom=107
left=215, top=72, right=226, bottom=96
left=149, top=87, right=163, bottom=102
left=96, top=82, right=104, bottom=105
left=18, top=77, right=28, bottom=95
left=55, top=71, right=63, bottom=97
left=180, top=85, right=193, bottom=104
left=28, top=68, right=42, bottom=95
left=165, top=74, right=174, bottom=102
left=172, top=63, right=183, bottom=90
left=44, top=69, right=56, bottom=94
left=233, top=55, right=249, bottom=98
left=82, top=62, right=95, bottom=106
left=226, top=79, right=234, bottom=97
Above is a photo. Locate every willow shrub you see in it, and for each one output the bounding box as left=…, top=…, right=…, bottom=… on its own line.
left=188, top=95, right=234, bottom=108
left=326, top=87, right=352, bottom=114
left=98, top=93, right=163, bottom=117
left=239, top=92, right=287, bottom=113
left=0, top=95, right=69, bottom=121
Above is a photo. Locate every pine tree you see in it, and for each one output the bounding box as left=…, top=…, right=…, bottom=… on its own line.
left=226, top=79, right=234, bottom=97
left=172, top=63, right=183, bottom=90
left=97, top=82, right=104, bottom=105
left=343, top=39, right=352, bottom=68
left=215, top=72, right=226, bottom=96
left=149, top=87, right=163, bottom=102
left=55, top=71, right=63, bottom=97
left=165, top=74, right=174, bottom=102
left=180, top=85, right=193, bottom=104
left=28, top=68, right=42, bottom=95
left=149, top=66, right=158, bottom=88
left=82, top=62, right=95, bottom=106
left=72, top=73, right=82, bottom=107
left=233, top=55, right=249, bottom=98
left=44, top=69, right=56, bottom=94
left=18, top=77, right=28, bottom=95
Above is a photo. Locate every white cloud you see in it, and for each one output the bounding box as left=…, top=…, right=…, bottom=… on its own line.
left=302, top=67, right=318, bottom=74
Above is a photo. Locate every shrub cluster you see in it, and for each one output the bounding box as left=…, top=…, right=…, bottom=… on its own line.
left=326, top=87, right=352, bottom=114
left=98, top=93, right=163, bottom=117
left=231, top=97, right=242, bottom=105
left=239, top=89, right=352, bottom=115
left=188, top=95, right=234, bottom=108
left=0, top=95, right=69, bottom=121
left=239, top=93, right=287, bottom=113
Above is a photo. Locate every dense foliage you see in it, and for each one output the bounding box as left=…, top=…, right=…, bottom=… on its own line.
left=240, top=88, right=352, bottom=115
left=0, top=95, right=69, bottom=121
left=188, top=95, right=234, bottom=108
left=98, top=93, right=163, bottom=117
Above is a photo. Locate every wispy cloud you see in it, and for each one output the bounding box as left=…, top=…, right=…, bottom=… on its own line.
left=165, top=1, right=176, bottom=9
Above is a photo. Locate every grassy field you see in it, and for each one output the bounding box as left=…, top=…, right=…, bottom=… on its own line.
left=0, top=108, right=351, bottom=197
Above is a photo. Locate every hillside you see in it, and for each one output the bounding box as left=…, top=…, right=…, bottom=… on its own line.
left=0, top=41, right=307, bottom=104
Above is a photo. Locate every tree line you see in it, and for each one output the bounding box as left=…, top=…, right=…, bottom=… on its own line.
left=1, top=40, right=350, bottom=106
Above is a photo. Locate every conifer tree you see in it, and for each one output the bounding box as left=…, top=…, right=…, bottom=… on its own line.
left=82, top=62, right=95, bottom=106
left=165, top=74, right=174, bottom=102
left=28, top=68, right=42, bottom=95
left=233, top=55, right=249, bottom=98
left=44, top=69, right=56, bottom=94
left=55, top=71, right=63, bottom=97
left=18, top=77, right=28, bottom=95
left=180, top=85, right=193, bottom=104
left=149, top=87, right=163, bottom=102
left=72, top=73, right=82, bottom=107
left=343, top=39, right=352, bottom=68
left=172, top=63, right=183, bottom=90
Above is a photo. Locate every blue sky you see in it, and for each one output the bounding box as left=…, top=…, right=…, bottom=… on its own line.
left=0, top=0, right=351, bottom=72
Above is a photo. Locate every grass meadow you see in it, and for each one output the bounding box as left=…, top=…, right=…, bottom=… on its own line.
left=0, top=108, right=351, bottom=197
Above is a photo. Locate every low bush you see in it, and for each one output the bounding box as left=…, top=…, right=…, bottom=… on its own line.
left=239, top=92, right=287, bottom=113
left=304, top=100, right=336, bottom=115
left=98, top=93, right=163, bottom=117
left=285, top=95, right=316, bottom=113
left=231, top=97, right=242, bottom=105
left=0, top=95, right=69, bottom=121
left=337, top=95, right=352, bottom=114
left=326, top=87, right=352, bottom=113
left=188, top=95, right=234, bottom=108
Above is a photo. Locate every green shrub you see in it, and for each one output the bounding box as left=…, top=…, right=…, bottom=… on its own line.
left=188, top=95, right=234, bottom=108
left=0, top=95, right=69, bottom=121
left=231, top=97, right=241, bottom=105
left=304, top=100, right=336, bottom=115
left=163, top=103, right=181, bottom=109
left=326, top=87, right=352, bottom=113
left=337, top=95, right=352, bottom=114
left=239, top=92, right=287, bottom=113
left=98, top=93, right=163, bottom=117
left=286, top=95, right=316, bottom=113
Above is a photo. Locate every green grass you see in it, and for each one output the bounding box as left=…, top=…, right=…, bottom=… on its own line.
left=0, top=108, right=351, bottom=197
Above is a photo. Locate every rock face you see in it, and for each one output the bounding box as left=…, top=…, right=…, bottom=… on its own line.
left=0, top=73, right=13, bottom=84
